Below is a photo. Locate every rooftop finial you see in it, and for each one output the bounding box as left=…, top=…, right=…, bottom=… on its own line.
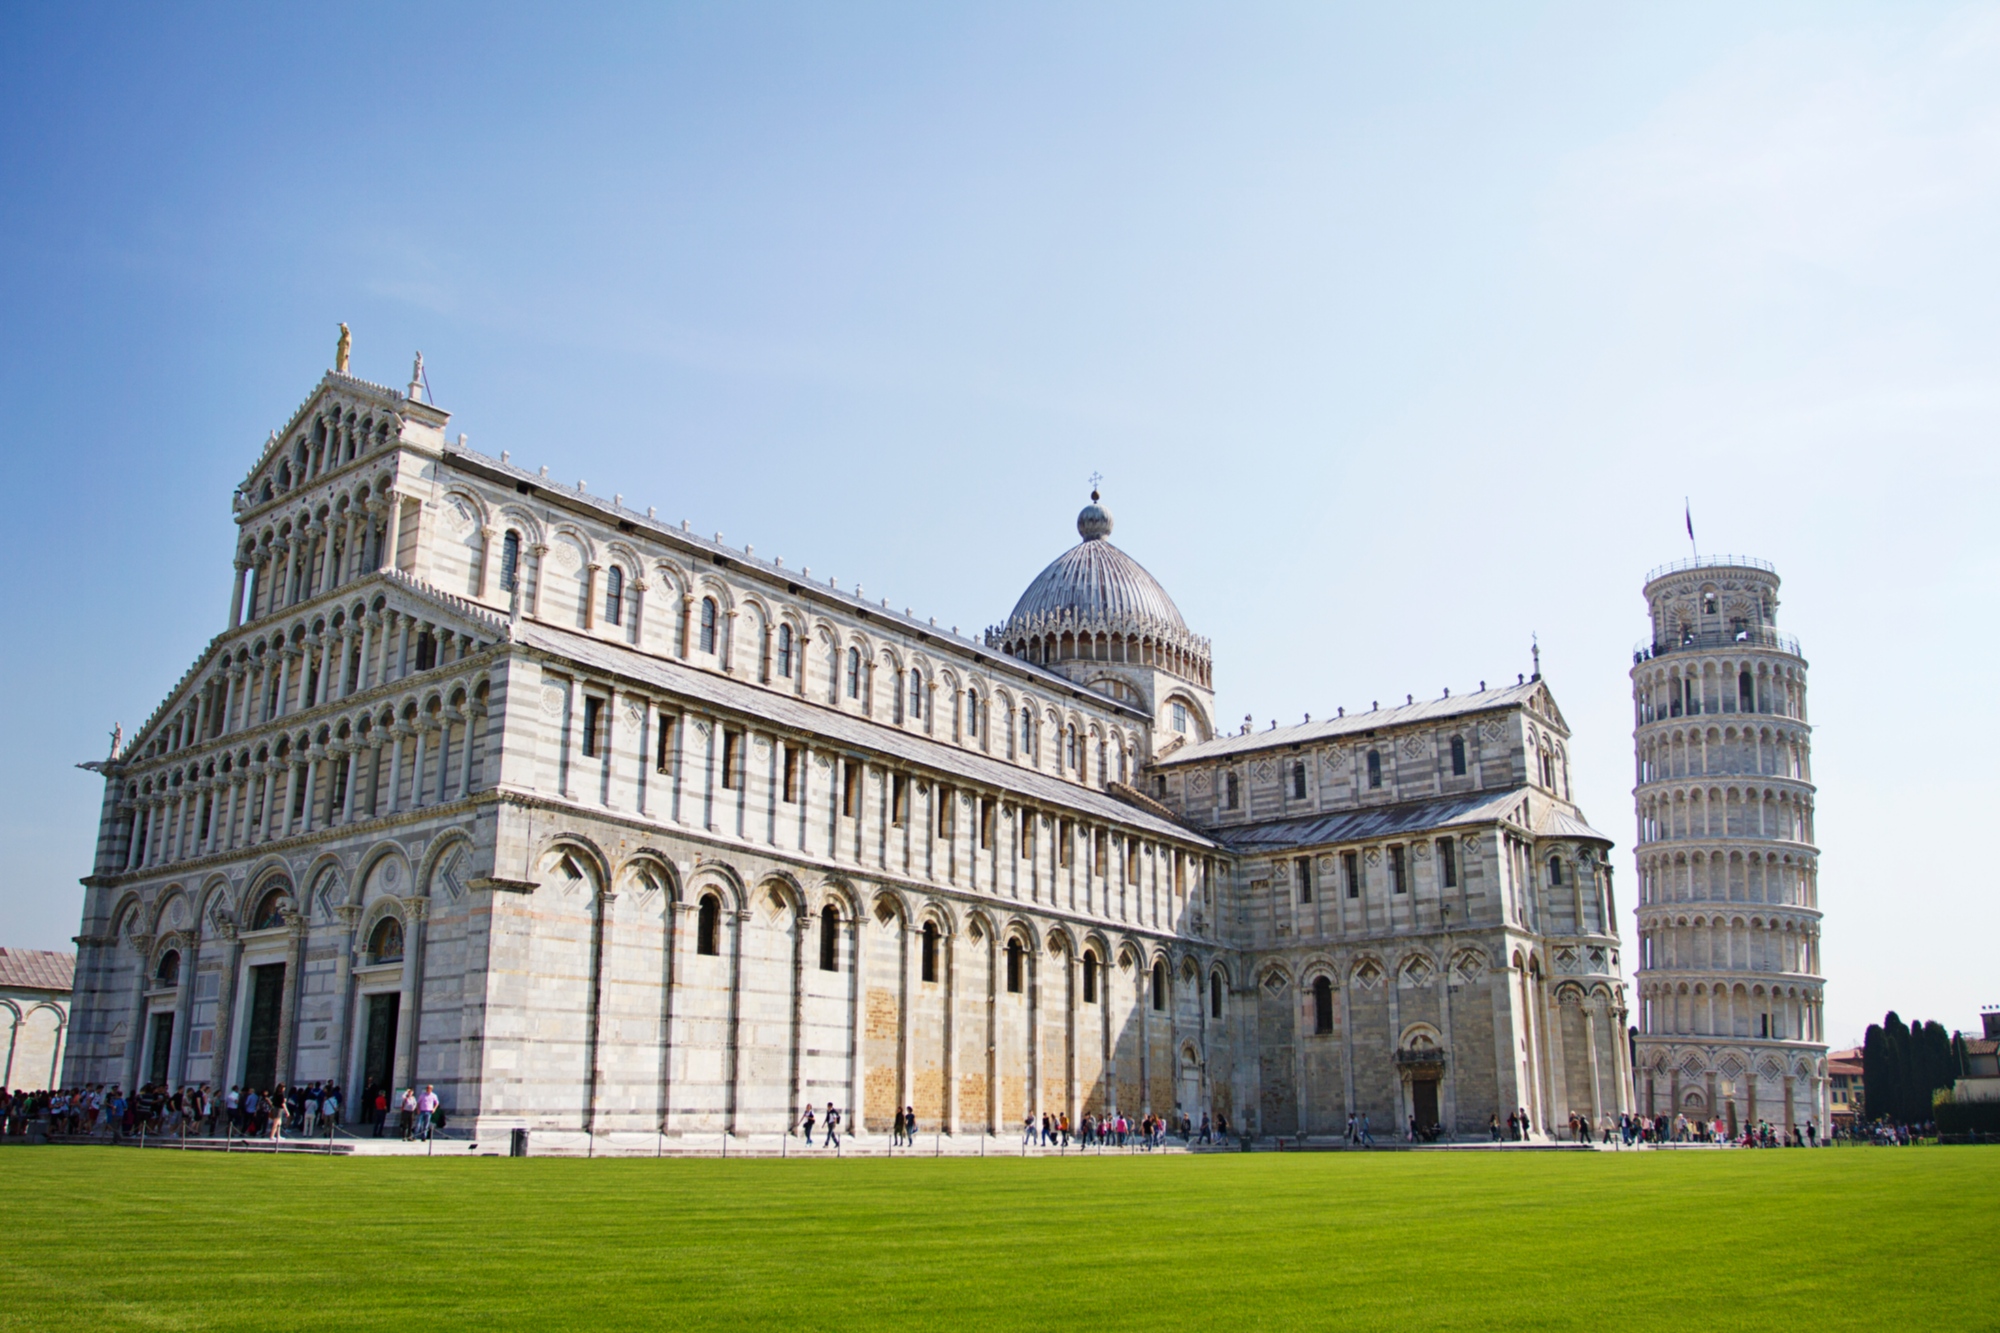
left=408, top=350, right=425, bottom=401
left=1077, top=482, right=1113, bottom=540
left=335, top=322, right=351, bottom=375
left=1532, top=633, right=1541, bottom=681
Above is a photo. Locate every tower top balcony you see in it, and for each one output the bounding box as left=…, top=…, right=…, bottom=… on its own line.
left=1633, top=624, right=1801, bottom=664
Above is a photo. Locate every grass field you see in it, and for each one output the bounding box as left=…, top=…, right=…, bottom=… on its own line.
left=3, top=1147, right=1993, bottom=1332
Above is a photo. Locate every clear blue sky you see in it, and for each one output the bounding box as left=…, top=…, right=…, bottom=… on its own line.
left=4, top=3, right=1995, bottom=1045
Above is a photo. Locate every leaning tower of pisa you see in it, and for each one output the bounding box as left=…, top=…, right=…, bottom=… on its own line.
left=1629, top=556, right=1826, bottom=1136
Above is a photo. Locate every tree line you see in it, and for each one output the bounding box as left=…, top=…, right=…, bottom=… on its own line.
left=1860, top=1011, right=1960, bottom=1124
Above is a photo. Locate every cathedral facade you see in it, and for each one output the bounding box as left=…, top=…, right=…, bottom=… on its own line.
left=63, top=360, right=1630, bottom=1142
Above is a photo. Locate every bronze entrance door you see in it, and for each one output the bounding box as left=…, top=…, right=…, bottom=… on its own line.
left=242, top=963, right=285, bottom=1091
left=147, top=1012, right=174, bottom=1087
left=1412, top=1078, right=1440, bottom=1133
left=363, top=992, right=400, bottom=1097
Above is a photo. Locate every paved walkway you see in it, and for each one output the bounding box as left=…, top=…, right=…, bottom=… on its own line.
left=35, top=1130, right=1632, bottom=1157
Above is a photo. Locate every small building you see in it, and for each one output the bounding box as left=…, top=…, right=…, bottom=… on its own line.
left=1, top=949, right=74, bottom=1091
left=1950, top=1009, right=2000, bottom=1105
left=1826, top=1046, right=1862, bottom=1127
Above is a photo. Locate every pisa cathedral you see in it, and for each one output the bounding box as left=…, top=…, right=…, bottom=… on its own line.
left=63, top=354, right=1635, bottom=1142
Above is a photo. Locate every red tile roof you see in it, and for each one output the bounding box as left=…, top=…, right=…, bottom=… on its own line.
left=0, top=948, right=75, bottom=992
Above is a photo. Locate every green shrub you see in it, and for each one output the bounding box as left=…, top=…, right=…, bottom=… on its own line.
left=1934, top=1100, right=2000, bottom=1135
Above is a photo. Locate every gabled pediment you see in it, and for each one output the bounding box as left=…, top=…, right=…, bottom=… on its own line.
left=235, top=372, right=449, bottom=517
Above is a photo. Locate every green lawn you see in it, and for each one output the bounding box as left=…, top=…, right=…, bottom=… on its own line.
left=2, top=1147, right=1991, bottom=1331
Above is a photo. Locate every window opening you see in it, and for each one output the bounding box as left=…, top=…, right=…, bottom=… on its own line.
left=1366, top=749, right=1382, bottom=789
left=1439, top=838, right=1458, bottom=888
left=921, top=921, right=939, bottom=983
left=1151, top=960, right=1167, bottom=1011
left=777, top=624, right=794, bottom=680
left=1295, top=856, right=1313, bottom=904
left=1389, top=845, right=1407, bottom=894
left=1006, top=939, right=1024, bottom=993
left=604, top=566, right=623, bottom=625
left=1210, top=971, right=1223, bottom=1018
left=1450, top=735, right=1466, bottom=776
left=699, top=598, right=718, bottom=653
left=697, top=896, right=721, bottom=956
left=500, top=530, right=521, bottom=592
left=1313, top=977, right=1334, bottom=1035
left=582, top=696, right=603, bottom=758
left=819, top=905, right=840, bottom=971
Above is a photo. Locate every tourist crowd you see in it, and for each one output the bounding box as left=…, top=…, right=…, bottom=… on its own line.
left=0, top=1081, right=447, bottom=1142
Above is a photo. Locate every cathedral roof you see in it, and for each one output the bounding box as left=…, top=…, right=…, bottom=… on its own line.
left=1153, top=679, right=1560, bottom=766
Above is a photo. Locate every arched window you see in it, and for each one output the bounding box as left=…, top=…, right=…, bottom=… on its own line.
left=367, top=916, right=405, bottom=965
left=1225, top=772, right=1239, bottom=809
left=697, top=895, right=721, bottom=956
left=819, top=904, right=840, bottom=971
left=846, top=647, right=861, bottom=699
left=1548, top=855, right=1563, bottom=886
left=966, top=692, right=980, bottom=740
left=250, top=885, right=291, bottom=931
left=155, top=950, right=180, bottom=987
left=1450, top=735, right=1466, bottom=776
left=1313, top=977, right=1334, bottom=1034
left=1005, top=939, right=1024, bottom=993
left=1065, top=726, right=1078, bottom=770
left=500, top=530, right=521, bottom=592
left=1291, top=761, right=1306, bottom=799
left=1366, top=749, right=1382, bottom=788
left=1082, top=951, right=1099, bottom=1003
left=921, top=921, right=939, bottom=983
left=699, top=597, right=718, bottom=653
left=1021, top=711, right=1034, bottom=757
left=604, top=566, right=623, bottom=625
left=1210, top=971, right=1223, bottom=1018
left=776, top=624, right=794, bottom=679
left=1738, top=670, right=1755, bottom=712
left=1151, top=960, right=1167, bottom=1011
left=909, top=671, right=923, bottom=719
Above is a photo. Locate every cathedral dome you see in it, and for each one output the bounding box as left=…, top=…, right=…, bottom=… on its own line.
left=1007, top=499, right=1187, bottom=630
left=988, top=494, right=1211, bottom=689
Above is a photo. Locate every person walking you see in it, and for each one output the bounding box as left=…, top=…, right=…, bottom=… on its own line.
left=417, top=1086, right=439, bottom=1141
left=906, top=1106, right=918, bottom=1147
left=399, top=1088, right=417, bottom=1141
left=823, top=1102, right=840, bottom=1148
left=801, top=1105, right=816, bottom=1146
left=1359, top=1113, right=1375, bottom=1147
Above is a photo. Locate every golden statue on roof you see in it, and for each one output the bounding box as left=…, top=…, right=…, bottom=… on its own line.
left=335, top=322, right=351, bottom=374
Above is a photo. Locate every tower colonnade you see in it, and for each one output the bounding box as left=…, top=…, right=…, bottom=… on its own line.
left=1629, top=556, right=1826, bottom=1134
